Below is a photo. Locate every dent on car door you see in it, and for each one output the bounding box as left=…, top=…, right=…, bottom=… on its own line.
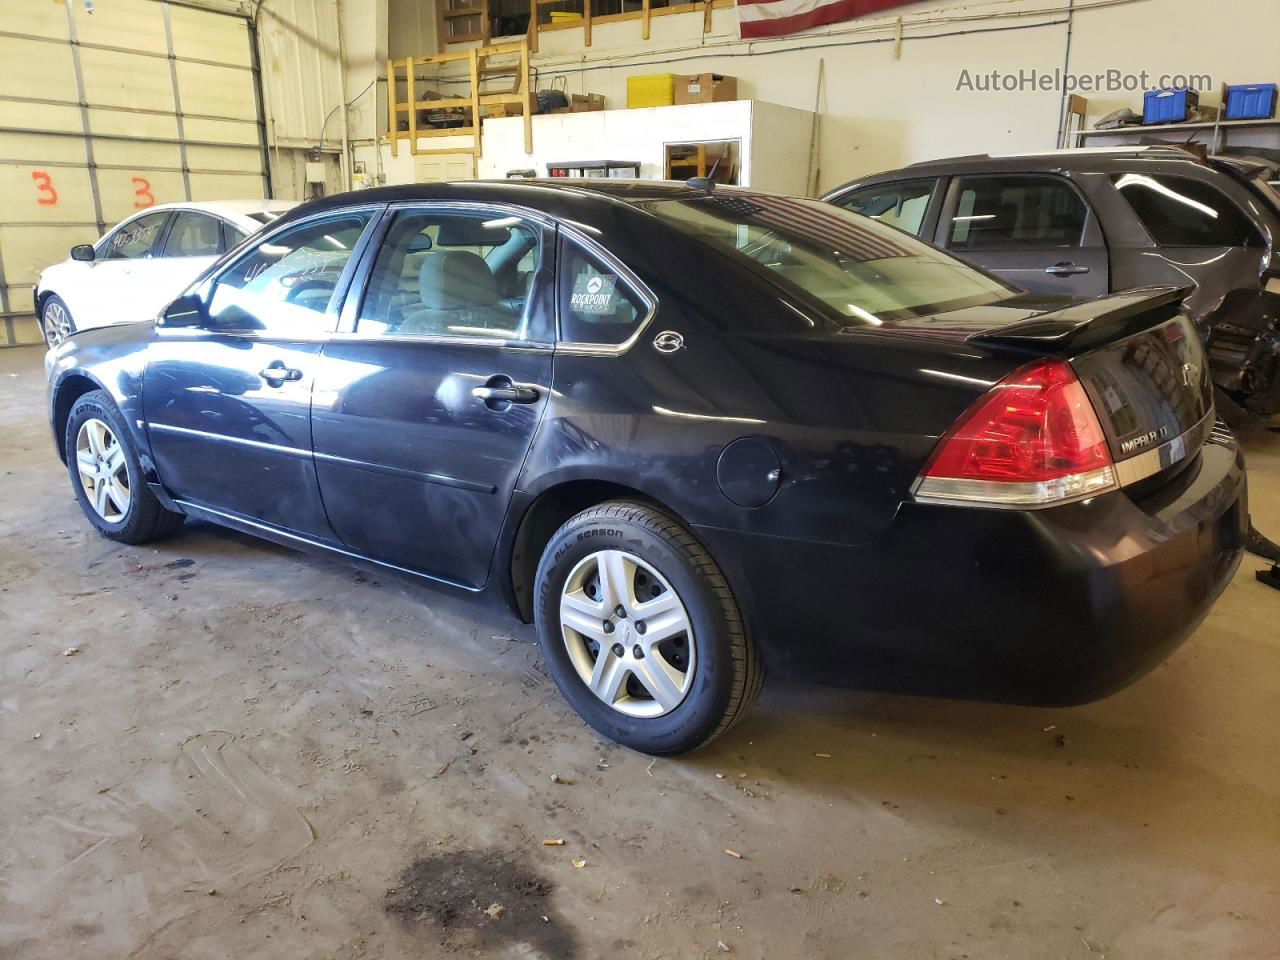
left=310, top=206, right=556, bottom=588
left=143, top=211, right=378, bottom=539
left=939, top=174, right=1110, bottom=296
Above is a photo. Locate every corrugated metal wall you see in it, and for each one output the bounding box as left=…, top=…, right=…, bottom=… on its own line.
left=0, top=0, right=268, bottom=346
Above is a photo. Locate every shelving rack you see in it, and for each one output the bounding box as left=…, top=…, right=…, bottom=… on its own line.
left=386, top=39, right=534, bottom=159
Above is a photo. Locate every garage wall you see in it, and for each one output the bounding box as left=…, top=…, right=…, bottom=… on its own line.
left=376, top=0, right=1277, bottom=194
left=0, top=0, right=267, bottom=346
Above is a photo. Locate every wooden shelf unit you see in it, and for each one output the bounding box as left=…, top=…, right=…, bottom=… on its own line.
left=386, top=40, right=534, bottom=159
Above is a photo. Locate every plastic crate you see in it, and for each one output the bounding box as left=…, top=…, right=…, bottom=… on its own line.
left=1143, top=88, right=1198, bottom=125
left=1224, top=83, right=1278, bottom=120
left=627, top=74, right=674, bottom=109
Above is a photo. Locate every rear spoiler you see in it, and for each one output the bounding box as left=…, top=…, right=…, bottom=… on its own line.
left=968, top=286, right=1192, bottom=351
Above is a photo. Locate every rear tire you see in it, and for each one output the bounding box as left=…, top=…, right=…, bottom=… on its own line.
left=41, top=294, right=76, bottom=347
left=534, top=500, right=763, bottom=755
left=65, top=390, right=185, bottom=544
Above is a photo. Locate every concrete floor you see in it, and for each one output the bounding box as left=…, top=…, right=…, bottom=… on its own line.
left=1, top=342, right=1278, bottom=960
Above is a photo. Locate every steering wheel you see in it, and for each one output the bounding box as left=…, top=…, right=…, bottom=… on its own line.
left=284, top=278, right=335, bottom=305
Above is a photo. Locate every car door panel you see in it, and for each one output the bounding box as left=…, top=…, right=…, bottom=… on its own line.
left=310, top=205, right=556, bottom=588
left=938, top=174, right=1110, bottom=297
left=68, top=211, right=172, bottom=331
left=144, top=210, right=380, bottom=541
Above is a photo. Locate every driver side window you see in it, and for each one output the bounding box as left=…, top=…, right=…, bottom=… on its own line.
left=206, top=213, right=372, bottom=334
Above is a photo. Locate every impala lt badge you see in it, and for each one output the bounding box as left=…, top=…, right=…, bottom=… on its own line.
left=1120, top=426, right=1170, bottom=455
left=653, top=330, right=685, bottom=353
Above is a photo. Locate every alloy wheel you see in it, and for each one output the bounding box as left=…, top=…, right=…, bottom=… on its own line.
left=559, top=549, right=695, bottom=718
left=43, top=301, right=72, bottom=347
left=75, top=418, right=130, bottom=524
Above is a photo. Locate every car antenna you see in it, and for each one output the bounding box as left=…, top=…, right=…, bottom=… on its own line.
left=687, top=155, right=722, bottom=194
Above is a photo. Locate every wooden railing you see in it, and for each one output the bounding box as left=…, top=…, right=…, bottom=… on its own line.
left=437, top=0, right=734, bottom=53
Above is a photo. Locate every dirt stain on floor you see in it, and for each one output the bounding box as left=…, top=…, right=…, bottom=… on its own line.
left=385, top=850, right=576, bottom=958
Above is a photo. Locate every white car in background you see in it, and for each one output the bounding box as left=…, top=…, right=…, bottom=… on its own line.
left=35, top=199, right=297, bottom=347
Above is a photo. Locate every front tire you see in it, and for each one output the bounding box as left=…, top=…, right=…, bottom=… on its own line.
left=65, top=390, right=185, bottom=544
left=41, top=294, right=76, bottom=347
left=534, top=501, right=763, bottom=755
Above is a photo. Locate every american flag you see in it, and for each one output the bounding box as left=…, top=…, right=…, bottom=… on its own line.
left=737, top=0, right=916, bottom=39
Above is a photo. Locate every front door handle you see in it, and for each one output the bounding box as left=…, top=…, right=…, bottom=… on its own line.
left=1045, top=262, right=1091, bottom=276
left=259, top=361, right=303, bottom=386
left=473, top=374, right=539, bottom=409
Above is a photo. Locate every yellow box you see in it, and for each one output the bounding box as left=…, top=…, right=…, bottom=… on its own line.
left=549, top=11, right=581, bottom=22
left=627, top=73, right=675, bottom=108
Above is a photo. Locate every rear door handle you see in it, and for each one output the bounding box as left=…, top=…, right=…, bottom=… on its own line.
left=472, top=385, right=539, bottom=403
left=259, top=362, right=303, bottom=386
left=1045, top=262, right=1091, bottom=276
left=473, top=374, right=539, bottom=408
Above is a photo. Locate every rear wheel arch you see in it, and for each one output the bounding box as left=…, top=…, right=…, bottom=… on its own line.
left=52, top=374, right=104, bottom=463
left=506, top=479, right=690, bottom=622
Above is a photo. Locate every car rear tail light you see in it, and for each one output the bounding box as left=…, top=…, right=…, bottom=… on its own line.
left=913, top=358, right=1117, bottom=507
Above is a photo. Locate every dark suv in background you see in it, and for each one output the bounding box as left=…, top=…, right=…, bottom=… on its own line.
left=825, top=147, right=1280, bottom=418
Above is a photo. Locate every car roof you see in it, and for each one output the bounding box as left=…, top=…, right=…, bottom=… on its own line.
left=824, top=146, right=1229, bottom=195
left=110, top=199, right=297, bottom=228
left=273, top=178, right=755, bottom=227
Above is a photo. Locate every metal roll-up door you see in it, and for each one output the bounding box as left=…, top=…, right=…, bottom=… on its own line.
left=0, top=0, right=269, bottom=346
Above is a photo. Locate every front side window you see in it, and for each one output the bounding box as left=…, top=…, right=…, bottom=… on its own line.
left=1112, top=173, right=1264, bottom=247
left=163, top=212, right=222, bottom=258
left=558, top=241, right=647, bottom=345
left=100, top=212, right=170, bottom=261
left=837, top=179, right=936, bottom=236
left=357, top=209, right=541, bottom=339
left=646, top=193, right=1013, bottom=327
left=205, top=213, right=372, bottom=334
left=948, top=176, right=1087, bottom=250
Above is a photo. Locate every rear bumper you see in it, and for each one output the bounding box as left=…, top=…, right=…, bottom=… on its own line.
left=695, top=440, right=1247, bottom=706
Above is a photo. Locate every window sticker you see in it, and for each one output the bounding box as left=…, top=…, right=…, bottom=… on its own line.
left=111, top=223, right=162, bottom=251
left=570, top=271, right=618, bottom=316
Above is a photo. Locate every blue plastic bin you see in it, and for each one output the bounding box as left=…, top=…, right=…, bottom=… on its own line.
left=1224, top=84, right=1278, bottom=121
left=1143, top=88, right=1198, bottom=125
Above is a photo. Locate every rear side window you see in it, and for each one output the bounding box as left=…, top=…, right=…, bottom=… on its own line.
left=948, top=176, right=1087, bottom=250
left=162, top=212, right=222, bottom=257
left=222, top=222, right=248, bottom=251
left=356, top=209, right=542, bottom=340
left=558, top=240, right=648, bottom=346
left=836, top=179, right=935, bottom=236
left=1112, top=173, right=1264, bottom=247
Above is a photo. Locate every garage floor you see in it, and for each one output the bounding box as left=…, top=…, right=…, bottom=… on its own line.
left=2, top=343, right=1278, bottom=960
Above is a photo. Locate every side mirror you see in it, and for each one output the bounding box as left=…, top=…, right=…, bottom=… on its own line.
left=159, top=293, right=206, bottom=328
left=70, top=244, right=95, bottom=262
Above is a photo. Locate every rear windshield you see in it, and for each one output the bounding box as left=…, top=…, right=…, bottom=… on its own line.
left=644, top=193, right=1014, bottom=325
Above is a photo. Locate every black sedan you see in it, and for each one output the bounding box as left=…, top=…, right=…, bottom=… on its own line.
left=46, top=180, right=1247, bottom=754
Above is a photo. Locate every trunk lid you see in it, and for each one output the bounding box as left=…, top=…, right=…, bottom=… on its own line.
left=968, top=287, right=1213, bottom=467
left=871, top=286, right=1214, bottom=473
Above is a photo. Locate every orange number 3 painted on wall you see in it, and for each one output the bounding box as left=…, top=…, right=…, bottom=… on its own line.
left=132, top=176, right=156, bottom=209
left=31, top=171, right=58, bottom=205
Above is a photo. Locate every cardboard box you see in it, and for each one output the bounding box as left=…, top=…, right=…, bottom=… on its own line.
left=674, top=73, right=737, bottom=105
left=570, top=93, right=605, bottom=112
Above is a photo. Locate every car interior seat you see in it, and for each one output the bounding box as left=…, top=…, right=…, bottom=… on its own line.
left=398, top=250, right=519, bottom=337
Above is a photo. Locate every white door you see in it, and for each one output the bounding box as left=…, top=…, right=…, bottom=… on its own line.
left=414, top=154, right=477, bottom=183
left=0, top=1, right=267, bottom=346
left=60, top=210, right=173, bottom=331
